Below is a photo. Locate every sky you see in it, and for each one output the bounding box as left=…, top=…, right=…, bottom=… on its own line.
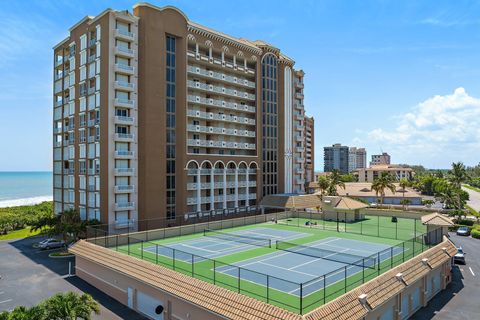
left=0, top=0, right=479, bottom=171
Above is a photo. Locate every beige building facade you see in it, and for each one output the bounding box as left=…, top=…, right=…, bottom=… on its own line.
left=356, top=165, right=414, bottom=183
left=52, top=4, right=314, bottom=226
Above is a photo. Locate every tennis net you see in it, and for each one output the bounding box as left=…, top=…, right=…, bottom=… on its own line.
left=276, top=241, right=377, bottom=269
left=204, top=229, right=272, bottom=248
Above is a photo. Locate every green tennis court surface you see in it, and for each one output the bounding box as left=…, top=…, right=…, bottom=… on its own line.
left=105, top=215, right=430, bottom=314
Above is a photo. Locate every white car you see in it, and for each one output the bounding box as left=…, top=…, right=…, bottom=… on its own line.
left=38, top=238, right=65, bottom=250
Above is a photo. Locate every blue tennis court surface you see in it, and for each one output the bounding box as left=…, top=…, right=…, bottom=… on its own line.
left=216, top=237, right=406, bottom=296
left=142, top=227, right=308, bottom=262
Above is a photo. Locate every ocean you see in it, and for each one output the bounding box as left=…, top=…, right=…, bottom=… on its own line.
left=0, top=172, right=52, bottom=208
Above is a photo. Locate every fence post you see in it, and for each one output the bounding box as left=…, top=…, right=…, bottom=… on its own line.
left=414, top=219, right=417, bottom=237
left=390, top=247, right=393, bottom=268
left=323, top=275, right=327, bottom=304
left=141, top=241, right=144, bottom=259
left=155, top=244, right=158, bottom=265
left=360, top=219, right=363, bottom=235
left=173, top=249, right=176, bottom=270
left=413, top=237, right=415, bottom=256
left=344, top=266, right=347, bottom=292
left=115, top=235, right=118, bottom=251
left=395, top=222, right=398, bottom=240
left=402, top=241, right=405, bottom=262
left=213, top=260, right=216, bottom=285
left=266, top=275, right=270, bottom=303
left=192, top=255, right=195, bottom=276
left=377, top=215, right=380, bottom=237
left=362, top=258, right=365, bottom=283
left=377, top=251, right=381, bottom=273
left=238, top=268, right=241, bottom=293
left=300, top=283, right=303, bottom=314
left=127, top=236, right=130, bottom=255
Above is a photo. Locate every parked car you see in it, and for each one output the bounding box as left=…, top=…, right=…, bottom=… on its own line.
left=38, top=238, right=65, bottom=250
left=454, top=247, right=466, bottom=264
left=457, top=226, right=471, bottom=236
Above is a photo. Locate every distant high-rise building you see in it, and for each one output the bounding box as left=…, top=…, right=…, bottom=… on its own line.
left=348, top=147, right=367, bottom=172
left=371, top=152, right=391, bottom=166
left=323, top=143, right=349, bottom=173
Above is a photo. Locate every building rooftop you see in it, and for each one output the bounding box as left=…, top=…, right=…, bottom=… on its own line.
left=357, top=165, right=413, bottom=172
left=335, top=183, right=422, bottom=199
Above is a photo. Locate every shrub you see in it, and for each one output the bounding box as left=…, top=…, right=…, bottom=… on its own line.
left=471, top=229, right=480, bottom=239
left=454, top=219, right=474, bottom=226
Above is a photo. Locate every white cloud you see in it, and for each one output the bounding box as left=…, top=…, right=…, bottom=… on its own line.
left=367, top=88, right=480, bottom=167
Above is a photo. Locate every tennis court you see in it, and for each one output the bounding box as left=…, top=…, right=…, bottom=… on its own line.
left=142, top=227, right=308, bottom=261
left=215, top=236, right=405, bottom=296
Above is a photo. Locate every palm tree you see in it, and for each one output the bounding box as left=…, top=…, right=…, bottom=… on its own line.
left=400, top=199, right=411, bottom=211
left=449, top=162, right=468, bottom=189
left=371, top=172, right=396, bottom=206
left=326, top=170, right=345, bottom=196
left=398, top=178, right=409, bottom=210
left=43, top=292, right=100, bottom=320
left=317, top=176, right=330, bottom=196
left=0, top=305, right=45, bottom=320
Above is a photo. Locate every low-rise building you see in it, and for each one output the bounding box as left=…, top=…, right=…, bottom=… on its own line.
left=335, top=182, right=423, bottom=205
left=355, top=165, right=414, bottom=182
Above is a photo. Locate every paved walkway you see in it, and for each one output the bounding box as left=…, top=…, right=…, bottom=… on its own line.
left=462, top=186, right=480, bottom=211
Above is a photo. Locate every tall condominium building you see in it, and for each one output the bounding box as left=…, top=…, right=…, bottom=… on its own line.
left=371, top=152, right=391, bottom=166
left=348, top=147, right=367, bottom=172
left=323, top=143, right=349, bottom=173
left=305, top=115, right=315, bottom=184
left=52, top=4, right=314, bottom=226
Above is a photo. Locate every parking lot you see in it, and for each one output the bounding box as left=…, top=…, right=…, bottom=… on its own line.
left=0, top=236, right=146, bottom=319
left=411, top=232, right=480, bottom=320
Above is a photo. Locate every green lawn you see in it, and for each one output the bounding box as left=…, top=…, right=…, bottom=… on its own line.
left=104, top=216, right=429, bottom=314
left=0, top=227, right=42, bottom=240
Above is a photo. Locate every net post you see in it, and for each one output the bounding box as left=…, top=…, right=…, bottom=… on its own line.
left=155, top=244, right=158, bottom=264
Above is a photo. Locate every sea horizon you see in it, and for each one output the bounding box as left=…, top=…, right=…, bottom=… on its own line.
left=0, top=171, right=53, bottom=208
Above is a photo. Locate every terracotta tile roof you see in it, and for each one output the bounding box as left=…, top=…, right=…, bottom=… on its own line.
left=70, top=241, right=301, bottom=320
left=335, top=183, right=422, bottom=199
left=332, top=197, right=369, bottom=210
left=421, top=213, right=454, bottom=226
left=303, top=237, right=456, bottom=320
left=260, top=194, right=322, bottom=210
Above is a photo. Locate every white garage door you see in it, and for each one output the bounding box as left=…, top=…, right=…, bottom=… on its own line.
left=136, top=290, right=164, bottom=320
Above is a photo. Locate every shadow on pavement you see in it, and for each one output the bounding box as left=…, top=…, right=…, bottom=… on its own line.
left=410, top=265, right=464, bottom=319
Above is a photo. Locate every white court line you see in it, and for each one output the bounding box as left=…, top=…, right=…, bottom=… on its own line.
left=179, top=243, right=218, bottom=253
left=257, top=261, right=318, bottom=278
left=469, top=267, right=475, bottom=276
left=0, top=299, right=12, bottom=305
left=288, top=248, right=351, bottom=270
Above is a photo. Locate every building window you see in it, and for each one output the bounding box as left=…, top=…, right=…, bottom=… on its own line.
left=261, top=54, right=278, bottom=196
left=166, top=35, right=176, bottom=220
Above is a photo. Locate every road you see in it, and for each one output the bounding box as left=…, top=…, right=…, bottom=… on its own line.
left=462, top=186, right=480, bottom=211
left=411, top=232, right=479, bottom=320
left=0, top=236, right=146, bottom=319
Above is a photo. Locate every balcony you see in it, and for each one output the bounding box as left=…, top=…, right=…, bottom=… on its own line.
left=53, top=141, right=62, bottom=148
left=114, top=63, right=134, bottom=75
left=295, top=92, right=304, bottom=100
left=114, top=185, right=135, bottom=193
left=187, top=124, right=255, bottom=138
left=187, top=95, right=255, bottom=113
left=187, top=65, right=255, bottom=89
left=114, top=202, right=135, bottom=210
left=88, top=118, right=100, bottom=127
left=115, top=29, right=135, bottom=41
left=187, top=109, right=255, bottom=125
left=55, top=59, right=63, bottom=68
left=114, top=46, right=134, bottom=58
left=296, top=157, right=305, bottom=163
left=296, top=125, right=305, bottom=131
left=296, top=178, right=305, bottom=185
left=115, top=150, right=135, bottom=158
left=187, top=139, right=255, bottom=150
left=88, top=55, right=96, bottom=63
left=295, top=81, right=304, bottom=89
left=187, top=80, right=256, bottom=101
left=114, top=98, right=135, bottom=109
left=115, top=168, right=135, bottom=176
left=114, top=81, right=135, bottom=91
left=54, top=73, right=63, bottom=81
left=187, top=51, right=255, bottom=75
left=295, top=146, right=304, bottom=153
left=114, top=133, right=134, bottom=142
left=53, top=127, right=63, bottom=134
left=114, top=116, right=134, bottom=124
left=296, top=168, right=305, bottom=174
left=88, top=38, right=97, bottom=47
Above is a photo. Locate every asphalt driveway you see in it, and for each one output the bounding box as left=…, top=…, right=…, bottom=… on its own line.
left=0, top=236, right=146, bottom=319
left=462, top=186, right=480, bottom=212
left=411, top=232, right=479, bottom=320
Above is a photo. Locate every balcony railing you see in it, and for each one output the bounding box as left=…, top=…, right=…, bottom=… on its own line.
left=115, top=81, right=135, bottom=90
left=114, top=116, right=134, bottom=124
left=114, top=98, right=135, bottom=108
left=187, top=95, right=255, bottom=113
left=115, top=150, right=135, bottom=157
left=187, top=51, right=256, bottom=74
left=115, top=29, right=135, bottom=39
left=114, top=185, right=135, bottom=192
left=187, top=80, right=255, bottom=101
left=187, top=65, right=255, bottom=88
left=115, top=133, right=134, bottom=140
left=115, top=202, right=135, bottom=210
left=115, top=168, right=135, bottom=175
left=187, top=139, right=255, bottom=150
left=114, top=63, right=134, bottom=73
left=186, top=109, right=255, bottom=125
left=115, top=46, right=134, bottom=56
left=187, top=124, right=255, bottom=138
